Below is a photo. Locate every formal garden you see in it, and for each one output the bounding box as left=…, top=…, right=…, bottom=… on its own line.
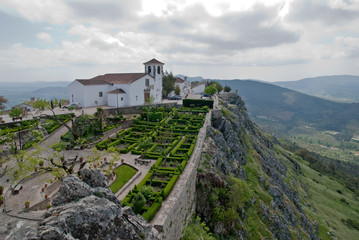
left=94, top=102, right=212, bottom=222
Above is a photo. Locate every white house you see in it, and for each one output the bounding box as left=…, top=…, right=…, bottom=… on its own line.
left=191, top=83, right=206, bottom=94
left=68, top=59, right=164, bottom=108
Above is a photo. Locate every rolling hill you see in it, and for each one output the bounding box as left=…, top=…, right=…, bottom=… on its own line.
left=218, top=79, right=359, bottom=133
left=0, top=81, right=70, bottom=109
left=273, top=75, right=359, bottom=103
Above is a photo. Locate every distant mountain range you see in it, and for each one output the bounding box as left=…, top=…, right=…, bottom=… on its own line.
left=0, top=81, right=71, bottom=110
left=218, top=79, right=359, bottom=133
left=273, top=75, right=359, bottom=103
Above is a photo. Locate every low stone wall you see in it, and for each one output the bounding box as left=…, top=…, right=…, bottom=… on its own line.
left=150, top=109, right=211, bottom=240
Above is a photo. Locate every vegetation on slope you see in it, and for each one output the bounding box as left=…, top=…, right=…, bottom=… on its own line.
left=183, top=93, right=359, bottom=240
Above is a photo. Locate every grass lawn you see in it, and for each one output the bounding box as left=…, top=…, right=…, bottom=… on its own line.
left=110, top=165, right=137, bottom=193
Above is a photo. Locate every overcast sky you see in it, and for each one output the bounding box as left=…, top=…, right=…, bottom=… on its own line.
left=1, top=0, right=359, bottom=82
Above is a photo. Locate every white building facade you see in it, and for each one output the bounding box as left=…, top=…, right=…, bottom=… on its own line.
left=68, top=59, right=164, bottom=108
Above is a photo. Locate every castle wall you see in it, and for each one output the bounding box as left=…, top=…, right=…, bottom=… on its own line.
left=150, top=109, right=211, bottom=240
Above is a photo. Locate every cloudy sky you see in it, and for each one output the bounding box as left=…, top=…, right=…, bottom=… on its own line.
left=1, top=0, right=359, bottom=82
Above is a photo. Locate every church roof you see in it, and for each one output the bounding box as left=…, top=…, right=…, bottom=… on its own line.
left=143, top=58, right=164, bottom=65
left=77, top=73, right=147, bottom=86
left=107, top=88, right=126, bottom=94
left=175, top=78, right=185, bottom=83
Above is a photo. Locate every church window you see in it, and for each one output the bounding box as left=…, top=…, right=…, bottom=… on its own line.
left=145, top=79, right=149, bottom=86
left=99, top=92, right=103, bottom=97
left=157, top=66, right=161, bottom=74
left=121, top=97, right=123, bottom=101
left=148, top=66, right=151, bottom=73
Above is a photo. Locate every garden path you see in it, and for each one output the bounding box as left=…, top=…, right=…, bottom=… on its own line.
left=117, top=152, right=155, bottom=200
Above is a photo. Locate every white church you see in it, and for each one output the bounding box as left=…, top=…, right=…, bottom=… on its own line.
left=68, top=59, right=164, bottom=108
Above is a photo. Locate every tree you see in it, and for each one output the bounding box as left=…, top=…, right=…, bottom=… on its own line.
left=211, top=81, right=223, bottom=93
left=9, top=107, right=23, bottom=118
left=94, top=108, right=105, bottom=131
left=133, top=192, right=146, bottom=214
left=162, top=71, right=176, bottom=97
left=204, top=85, right=217, bottom=95
left=175, top=85, right=181, bottom=95
left=224, top=86, right=231, bottom=92
left=11, top=146, right=120, bottom=182
left=0, top=96, right=8, bottom=110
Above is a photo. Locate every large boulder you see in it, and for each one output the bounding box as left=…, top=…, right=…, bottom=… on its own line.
left=38, top=170, right=157, bottom=240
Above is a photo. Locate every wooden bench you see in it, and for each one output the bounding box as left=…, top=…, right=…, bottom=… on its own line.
left=135, top=158, right=151, bottom=166
left=12, top=184, right=22, bottom=194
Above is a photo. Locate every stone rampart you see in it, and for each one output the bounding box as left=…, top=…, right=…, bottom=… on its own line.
left=150, top=109, right=211, bottom=240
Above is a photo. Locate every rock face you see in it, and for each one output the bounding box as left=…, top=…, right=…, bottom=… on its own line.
left=195, top=93, right=320, bottom=240
left=38, top=169, right=157, bottom=240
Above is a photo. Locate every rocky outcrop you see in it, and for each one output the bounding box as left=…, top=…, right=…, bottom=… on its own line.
left=37, top=169, right=157, bottom=240
left=195, top=93, right=319, bottom=240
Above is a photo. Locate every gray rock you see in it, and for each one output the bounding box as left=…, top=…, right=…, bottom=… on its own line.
left=52, top=175, right=92, bottom=207
left=39, top=170, right=157, bottom=240
left=79, top=169, right=108, bottom=188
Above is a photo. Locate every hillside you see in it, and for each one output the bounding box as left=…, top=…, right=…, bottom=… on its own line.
left=274, top=75, right=359, bottom=103
left=182, top=93, right=359, bottom=240
left=216, top=80, right=359, bottom=163
left=0, top=81, right=70, bottom=109
left=218, top=80, right=359, bottom=132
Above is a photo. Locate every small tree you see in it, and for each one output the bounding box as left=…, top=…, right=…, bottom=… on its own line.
left=204, top=85, right=217, bottom=96
left=224, top=86, right=231, bottom=92
left=133, top=192, right=146, bottom=214
left=175, top=85, right=181, bottom=95
left=9, top=107, right=23, bottom=118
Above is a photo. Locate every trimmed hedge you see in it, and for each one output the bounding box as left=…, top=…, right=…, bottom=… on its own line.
left=163, top=174, right=179, bottom=199
left=183, top=99, right=213, bottom=108
left=142, top=197, right=163, bottom=221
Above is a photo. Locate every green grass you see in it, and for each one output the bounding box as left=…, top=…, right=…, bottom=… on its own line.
left=297, top=160, right=359, bottom=240
left=110, top=165, right=137, bottom=193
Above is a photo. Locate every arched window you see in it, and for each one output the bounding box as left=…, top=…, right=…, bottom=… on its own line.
left=157, top=66, right=161, bottom=74
left=148, top=66, right=151, bottom=73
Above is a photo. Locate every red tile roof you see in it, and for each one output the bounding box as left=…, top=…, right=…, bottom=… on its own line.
left=107, top=89, right=126, bottom=94
left=77, top=73, right=147, bottom=86
left=175, top=77, right=185, bottom=83
left=143, top=58, right=164, bottom=65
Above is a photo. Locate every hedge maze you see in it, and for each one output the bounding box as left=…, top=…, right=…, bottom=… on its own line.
left=95, top=105, right=209, bottom=221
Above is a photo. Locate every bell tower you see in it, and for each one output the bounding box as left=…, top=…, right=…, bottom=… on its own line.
left=143, top=58, right=164, bottom=103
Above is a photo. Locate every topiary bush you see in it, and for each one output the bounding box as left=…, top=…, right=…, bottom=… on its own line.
left=133, top=192, right=146, bottom=214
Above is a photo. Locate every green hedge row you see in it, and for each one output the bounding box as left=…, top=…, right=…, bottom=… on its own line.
left=142, top=197, right=163, bottom=222
left=183, top=99, right=213, bottom=108
left=163, top=174, right=179, bottom=199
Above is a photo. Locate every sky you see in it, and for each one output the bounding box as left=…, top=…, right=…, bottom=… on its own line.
left=1, top=0, right=359, bottom=83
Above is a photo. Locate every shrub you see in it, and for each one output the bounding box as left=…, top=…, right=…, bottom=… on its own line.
left=142, top=197, right=163, bottom=222
left=139, top=186, right=155, bottom=200
left=133, top=192, right=146, bottom=214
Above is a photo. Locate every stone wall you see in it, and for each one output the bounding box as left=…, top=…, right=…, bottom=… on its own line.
left=150, top=109, right=211, bottom=240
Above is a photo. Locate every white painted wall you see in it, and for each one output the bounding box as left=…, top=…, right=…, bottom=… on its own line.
left=68, top=81, right=85, bottom=106
left=108, top=93, right=127, bottom=107
left=191, top=84, right=205, bottom=94
left=175, top=82, right=185, bottom=95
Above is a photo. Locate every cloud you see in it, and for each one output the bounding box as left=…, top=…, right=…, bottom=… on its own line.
left=288, top=0, right=359, bottom=25
left=37, top=32, right=52, bottom=43
left=140, top=3, right=299, bottom=55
